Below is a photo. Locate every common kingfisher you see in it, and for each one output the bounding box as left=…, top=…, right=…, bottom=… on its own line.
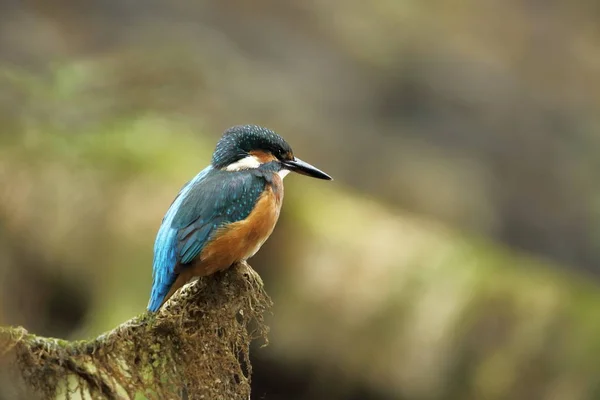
left=148, top=125, right=332, bottom=312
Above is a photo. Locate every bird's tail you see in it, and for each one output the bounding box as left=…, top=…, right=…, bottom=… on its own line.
left=147, top=272, right=177, bottom=312
left=147, top=285, right=168, bottom=312
left=148, top=272, right=189, bottom=312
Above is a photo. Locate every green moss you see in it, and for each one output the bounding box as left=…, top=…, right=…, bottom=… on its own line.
left=0, top=263, right=272, bottom=400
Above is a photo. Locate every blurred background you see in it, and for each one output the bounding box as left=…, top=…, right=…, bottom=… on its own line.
left=1, top=1, right=600, bottom=399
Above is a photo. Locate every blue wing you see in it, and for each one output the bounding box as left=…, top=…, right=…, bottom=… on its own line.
left=148, top=167, right=265, bottom=311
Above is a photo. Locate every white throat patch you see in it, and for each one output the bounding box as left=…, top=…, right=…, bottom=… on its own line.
left=278, top=169, right=290, bottom=179
left=225, top=155, right=261, bottom=171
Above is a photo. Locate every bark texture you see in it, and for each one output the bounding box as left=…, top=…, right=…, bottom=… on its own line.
left=0, top=262, right=271, bottom=400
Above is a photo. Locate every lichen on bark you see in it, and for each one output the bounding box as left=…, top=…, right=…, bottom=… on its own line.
left=0, top=261, right=272, bottom=400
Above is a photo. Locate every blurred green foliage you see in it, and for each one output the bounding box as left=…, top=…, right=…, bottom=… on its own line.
left=1, top=1, right=600, bottom=399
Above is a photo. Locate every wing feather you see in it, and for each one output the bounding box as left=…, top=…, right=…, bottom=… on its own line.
left=147, top=167, right=265, bottom=311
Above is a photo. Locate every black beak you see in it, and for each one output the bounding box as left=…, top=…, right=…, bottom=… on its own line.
left=283, top=158, right=332, bottom=180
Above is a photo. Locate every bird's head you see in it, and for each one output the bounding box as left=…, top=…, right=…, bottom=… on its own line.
left=211, top=125, right=332, bottom=180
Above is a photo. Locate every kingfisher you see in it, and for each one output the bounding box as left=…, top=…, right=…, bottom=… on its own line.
left=147, top=125, right=332, bottom=312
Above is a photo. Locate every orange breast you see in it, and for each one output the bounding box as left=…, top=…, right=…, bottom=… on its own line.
left=192, top=177, right=284, bottom=276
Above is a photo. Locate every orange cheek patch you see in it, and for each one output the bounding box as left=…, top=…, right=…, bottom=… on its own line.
left=249, top=150, right=277, bottom=163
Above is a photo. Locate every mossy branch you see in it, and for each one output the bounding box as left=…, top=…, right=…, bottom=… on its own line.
left=0, top=262, right=272, bottom=400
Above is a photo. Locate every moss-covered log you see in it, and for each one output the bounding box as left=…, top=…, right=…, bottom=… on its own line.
left=0, top=262, right=272, bottom=400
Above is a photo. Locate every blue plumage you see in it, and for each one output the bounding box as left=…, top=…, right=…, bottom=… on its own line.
left=148, top=166, right=211, bottom=312
left=148, top=166, right=266, bottom=312
left=147, top=125, right=332, bottom=312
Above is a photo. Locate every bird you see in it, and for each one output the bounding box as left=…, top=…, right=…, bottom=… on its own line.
left=147, top=125, right=332, bottom=312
